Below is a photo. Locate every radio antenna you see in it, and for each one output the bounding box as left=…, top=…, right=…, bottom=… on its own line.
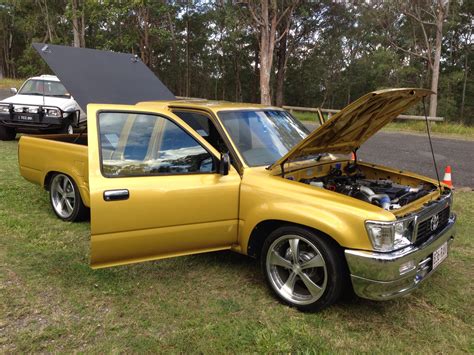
left=422, top=97, right=442, bottom=191
left=42, top=77, right=45, bottom=107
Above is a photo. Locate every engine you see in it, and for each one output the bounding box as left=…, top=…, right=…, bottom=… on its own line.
left=300, top=163, right=433, bottom=211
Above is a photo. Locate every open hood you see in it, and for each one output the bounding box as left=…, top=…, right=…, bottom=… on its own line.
left=269, top=88, right=432, bottom=170
left=32, top=43, right=175, bottom=111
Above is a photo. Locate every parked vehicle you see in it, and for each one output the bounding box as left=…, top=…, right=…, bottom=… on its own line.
left=18, top=88, right=456, bottom=312
left=0, top=75, right=84, bottom=140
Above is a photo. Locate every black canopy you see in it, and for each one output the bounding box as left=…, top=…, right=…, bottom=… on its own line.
left=33, top=43, right=175, bottom=111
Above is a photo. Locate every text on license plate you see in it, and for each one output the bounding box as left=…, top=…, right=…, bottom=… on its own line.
left=432, top=242, right=448, bottom=269
left=17, top=115, right=33, bottom=121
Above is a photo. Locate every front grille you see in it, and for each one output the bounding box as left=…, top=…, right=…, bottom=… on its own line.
left=415, top=206, right=450, bottom=246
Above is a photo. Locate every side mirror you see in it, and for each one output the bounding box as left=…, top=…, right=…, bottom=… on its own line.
left=219, top=153, right=230, bottom=176
left=10, top=88, right=17, bottom=94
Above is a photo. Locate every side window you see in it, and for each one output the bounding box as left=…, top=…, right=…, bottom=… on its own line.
left=98, top=112, right=215, bottom=177
left=123, top=114, right=155, bottom=160
left=99, top=112, right=128, bottom=155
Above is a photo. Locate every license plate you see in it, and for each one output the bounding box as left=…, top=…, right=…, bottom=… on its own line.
left=432, top=242, right=448, bottom=269
left=17, top=115, right=33, bottom=121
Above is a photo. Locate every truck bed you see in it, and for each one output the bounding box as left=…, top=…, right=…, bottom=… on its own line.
left=18, top=134, right=90, bottom=207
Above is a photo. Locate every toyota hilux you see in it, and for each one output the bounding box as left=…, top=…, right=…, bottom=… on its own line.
left=18, top=88, right=456, bottom=312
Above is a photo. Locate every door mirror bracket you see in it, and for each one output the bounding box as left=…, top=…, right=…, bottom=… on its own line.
left=10, top=88, right=17, bottom=94
left=219, top=153, right=230, bottom=176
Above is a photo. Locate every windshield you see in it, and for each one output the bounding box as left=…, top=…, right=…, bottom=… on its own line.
left=19, top=79, right=70, bottom=98
left=218, top=110, right=309, bottom=166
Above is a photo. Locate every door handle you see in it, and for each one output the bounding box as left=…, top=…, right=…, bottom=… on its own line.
left=103, top=189, right=129, bottom=201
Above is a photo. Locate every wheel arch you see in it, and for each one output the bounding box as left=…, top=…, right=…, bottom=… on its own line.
left=44, top=170, right=90, bottom=207
left=64, top=110, right=76, bottom=123
left=246, top=219, right=343, bottom=259
left=44, top=171, right=56, bottom=191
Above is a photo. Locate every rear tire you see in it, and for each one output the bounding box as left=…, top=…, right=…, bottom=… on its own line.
left=49, top=173, right=88, bottom=222
left=0, top=125, right=16, bottom=140
left=261, top=226, right=347, bottom=312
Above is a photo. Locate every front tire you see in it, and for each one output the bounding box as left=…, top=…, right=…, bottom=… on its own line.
left=0, top=125, right=16, bottom=140
left=261, top=226, right=347, bottom=312
left=59, top=122, right=74, bottom=135
left=49, top=173, right=88, bottom=221
left=58, top=115, right=75, bottom=135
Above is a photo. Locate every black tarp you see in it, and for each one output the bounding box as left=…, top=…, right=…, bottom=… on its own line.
left=33, top=43, right=175, bottom=111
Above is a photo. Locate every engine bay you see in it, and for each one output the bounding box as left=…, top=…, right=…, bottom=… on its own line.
left=294, top=161, right=437, bottom=211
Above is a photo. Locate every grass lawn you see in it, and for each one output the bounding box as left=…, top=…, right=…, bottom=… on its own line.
left=292, top=111, right=474, bottom=139
left=1, top=139, right=473, bottom=352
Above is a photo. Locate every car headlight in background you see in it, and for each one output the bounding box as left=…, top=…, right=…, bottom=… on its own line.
left=365, top=217, right=414, bottom=252
left=0, top=104, right=10, bottom=113
left=44, top=107, right=62, bottom=117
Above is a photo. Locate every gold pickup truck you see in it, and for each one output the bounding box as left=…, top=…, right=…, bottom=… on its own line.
left=18, top=88, right=456, bottom=312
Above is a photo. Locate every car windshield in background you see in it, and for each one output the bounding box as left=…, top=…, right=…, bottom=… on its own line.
left=218, top=110, right=309, bottom=167
left=19, top=80, right=70, bottom=98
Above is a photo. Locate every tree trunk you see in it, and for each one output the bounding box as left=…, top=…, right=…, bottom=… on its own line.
left=460, top=52, right=468, bottom=123
left=167, top=11, right=179, bottom=95
left=80, top=3, right=86, bottom=47
left=71, top=0, right=85, bottom=47
left=429, top=1, right=447, bottom=118
left=258, top=0, right=277, bottom=105
left=71, top=0, right=81, bottom=47
left=185, top=8, right=190, bottom=97
left=247, top=0, right=297, bottom=105
left=250, top=43, right=259, bottom=103
left=138, top=7, right=150, bottom=66
left=259, top=1, right=270, bottom=105
left=275, top=29, right=287, bottom=107
left=259, top=46, right=273, bottom=105
left=38, top=0, right=54, bottom=42
left=235, top=52, right=242, bottom=102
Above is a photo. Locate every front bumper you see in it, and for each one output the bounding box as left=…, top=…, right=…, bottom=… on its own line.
left=1, top=117, right=64, bottom=130
left=0, top=106, right=79, bottom=130
left=345, top=213, right=456, bottom=301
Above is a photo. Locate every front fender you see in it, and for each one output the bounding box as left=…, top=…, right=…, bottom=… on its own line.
left=238, top=171, right=394, bottom=254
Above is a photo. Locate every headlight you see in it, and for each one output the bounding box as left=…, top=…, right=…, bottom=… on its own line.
left=45, top=108, right=62, bottom=117
left=365, top=218, right=414, bottom=252
left=0, top=104, right=9, bottom=113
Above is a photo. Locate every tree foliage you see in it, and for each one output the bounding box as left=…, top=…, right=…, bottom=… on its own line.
left=0, top=0, right=472, bottom=124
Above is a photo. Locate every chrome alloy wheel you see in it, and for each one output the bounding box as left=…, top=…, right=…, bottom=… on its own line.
left=66, top=124, right=74, bottom=134
left=266, top=235, right=328, bottom=305
left=50, top=174, right=76, bottom=219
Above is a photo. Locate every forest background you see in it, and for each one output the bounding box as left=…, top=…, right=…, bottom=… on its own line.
left=0, top=0, right=472, bottom=124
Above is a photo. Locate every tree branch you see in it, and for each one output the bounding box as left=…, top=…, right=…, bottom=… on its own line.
left=248, top=2, right=264, bottom=27
left=404, top=10, right=436, bottom=27
left=386, top=37, right=429, bottom=62
left=420, top=7, right=437, bottom=22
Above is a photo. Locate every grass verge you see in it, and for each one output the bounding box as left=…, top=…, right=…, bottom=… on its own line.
left=0, top=78, right=24, bottom=90
left=1, top=139, right=473, bottom=352
left=385, top=121, right=474, bottom=139
left=292, top=111, right=474, bottom=139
